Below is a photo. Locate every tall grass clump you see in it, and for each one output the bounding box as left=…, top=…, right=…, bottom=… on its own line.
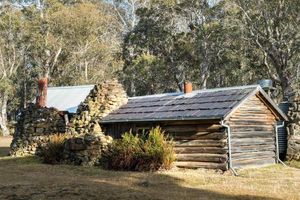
left=102, top=127, right=175, bottom=171
left=40, top=134, right=68, bottom=164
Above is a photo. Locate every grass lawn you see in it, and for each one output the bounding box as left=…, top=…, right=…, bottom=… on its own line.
left=0, top=137, right=300, bottom=200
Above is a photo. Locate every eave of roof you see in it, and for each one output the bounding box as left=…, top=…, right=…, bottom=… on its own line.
left=101, top=115, right=223, bottom=123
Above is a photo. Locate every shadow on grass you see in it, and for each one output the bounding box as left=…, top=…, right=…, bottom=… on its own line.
left=0, top=156, right=280, bottom=200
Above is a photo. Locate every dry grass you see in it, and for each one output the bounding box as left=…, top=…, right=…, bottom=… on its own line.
left=0, top=136, right=300, bottom=200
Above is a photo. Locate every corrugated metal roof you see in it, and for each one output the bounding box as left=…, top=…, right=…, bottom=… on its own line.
left=45, top=85, right=94, bottom=113
left=102, top=85, right=260, bottom=123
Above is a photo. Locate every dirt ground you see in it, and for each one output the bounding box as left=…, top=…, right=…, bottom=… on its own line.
left=0, top=136, right=300, bottom=200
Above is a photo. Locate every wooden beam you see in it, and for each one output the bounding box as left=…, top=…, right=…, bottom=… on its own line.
left=174, top=161, right=228, bottom=170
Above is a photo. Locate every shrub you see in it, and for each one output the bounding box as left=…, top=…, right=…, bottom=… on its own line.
left=40, top=134, right=68, bottom=164
left=102, top=127, right=175, bottom=171
left=146, top=127, right=175, bottom=170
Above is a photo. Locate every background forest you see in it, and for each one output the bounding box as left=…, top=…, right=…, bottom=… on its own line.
left=0, top=0, right=299, bottom=136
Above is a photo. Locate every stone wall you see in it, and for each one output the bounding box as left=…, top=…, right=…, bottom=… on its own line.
left=287, top=93, right=300, bottom=161
left=69, top=79, right=127, bottom=135
left=287, top=94, right=300, bottom=135
left=287, top=135, right=300, bottom=161
left=62, top=133, right=113, bottom=166
left=10, top=104, right=67, bottom=156
left=10, top=79, right=127, bottom=159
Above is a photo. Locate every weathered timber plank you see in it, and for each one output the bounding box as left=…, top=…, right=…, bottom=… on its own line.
left=168, top=131, right=225, bottom=137
left=231, top=141, right=275, bottom=147
left=231, top=131, right=274, bottom=138
left=176, top=153, right=228, bottom=163
left=233, top=158, right=275, bottom=169
left=231, top=145, right=274, bottom=153
left=164, top=124, right=223, bottom=133
left=231, top=151, right=275, bottom=160
left=174, top=161, right=228, bottom=170
left=235, top=106, right=272, bottom=110
left=175, top=147, right=228, bottom=154
left=229, top=118, right=275, bottom=123
left=230, top=126, right=274, bottom=132
left=233, top=157, right=275, bottom=169
left=230, top=122, right=275, bottom=126
left=230, top=113, right=275, bottom=117
left=175, top=139, right=227, bottom=147
left=173, top=132, right=227, bottom=140
left=234, top=111, right=272, bottom=115
left=231, top=138, right=274, bottom=144
left=230, top=124, right=274, bottom=128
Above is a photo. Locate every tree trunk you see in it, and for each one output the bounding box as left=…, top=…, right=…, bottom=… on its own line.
left=0, top=93, right=9, bottom=136
left=20, top=80, right=27, bottom=109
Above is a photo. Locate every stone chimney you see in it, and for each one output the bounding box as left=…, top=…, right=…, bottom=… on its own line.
left=36, top=78, right=48, bottom=107
left=184, top=82, right=193, bottom=94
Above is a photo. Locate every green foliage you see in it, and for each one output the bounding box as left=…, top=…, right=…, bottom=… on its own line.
left=102, top=127, right=175, bottom=171
left=0, top=78, right=14, bottom=96
left=40, top=134, right=68, bottom=164
left=144, top=127, right=175, bottom=169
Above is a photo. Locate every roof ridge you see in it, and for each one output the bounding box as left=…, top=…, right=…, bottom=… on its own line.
left=48, top=85, right=95, bottom=90
left=129, top=85, right=259, bottom=99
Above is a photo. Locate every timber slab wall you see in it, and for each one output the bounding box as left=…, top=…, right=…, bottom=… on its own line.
left=103, top=120, right=229, bottom=171
left=227, top=94, right=277, bottom=169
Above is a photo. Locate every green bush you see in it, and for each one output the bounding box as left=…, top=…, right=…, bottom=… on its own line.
left=102, top=127, right=175, bottom=171
left=40, top=134, right=68, bottom=164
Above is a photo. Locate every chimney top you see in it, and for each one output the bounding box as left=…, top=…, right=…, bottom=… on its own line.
left=184, top=82, right=193, bottom=94
left=36, top=78, right=48, bottom=107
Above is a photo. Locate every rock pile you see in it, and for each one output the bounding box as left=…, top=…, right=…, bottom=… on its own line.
left=69, top=79, right=127, bottom=135
left=62, top=133, right=113, bottom=166
left=287, top=94, right=300, bottom=135
left=287, top=135, right=300, bottom=161
left=286, top=92, right=300, bottom=161
left=10, top=104, right=67, bottom=156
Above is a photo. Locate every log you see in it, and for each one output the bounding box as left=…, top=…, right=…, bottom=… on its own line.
left=172, top=132, right=227, bottom=140
left=233, top=157, right=275, bottom=169
left=175, top=146, right=228, bottom=154
left=229, top=117, right=275, bottom=121
left=175, top=139, right=227, bottom=147
left=230, top=113, right=275, bottom=118
left=231, top=151, right=275, bottom=160
left=164, top=124, right=223, bottom=133
left=228, top=120, right=275, bottom=126
left=231, top=131, right=274, bottom=139
left=230, top=126, right=274, bottom=132
left=174, top=161, right=228, bottom=170
left=176, top=153, right=228, bottom=163
left=231, top=138, right=275, bottom=145
left=231, top=144, right=274, bottom=153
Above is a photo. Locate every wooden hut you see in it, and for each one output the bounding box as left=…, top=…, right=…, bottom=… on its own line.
left=101, top=85, right=288, bottom=171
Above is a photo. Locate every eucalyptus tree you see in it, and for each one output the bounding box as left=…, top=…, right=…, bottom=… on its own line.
left=229, top=0, right=300, bottom=98
left=121, top=0, right=220, bottom=96
left=0, top=3, right=23, bottom=135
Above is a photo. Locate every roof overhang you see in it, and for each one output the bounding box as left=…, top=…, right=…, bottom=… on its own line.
left=100, top=116, right=222, bottom=124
